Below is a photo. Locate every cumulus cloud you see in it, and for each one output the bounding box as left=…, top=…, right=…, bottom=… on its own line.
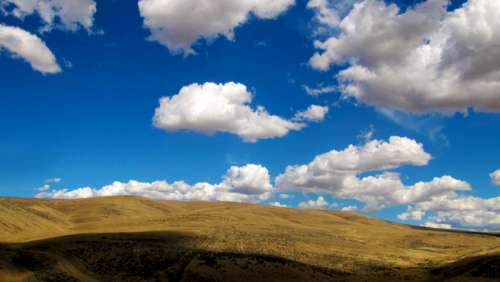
left=349, top=174, right=469, bottom=211
left=0, top=24, right=60, bottom=73
left=423, top=222, right=452, bottom=229
left=309, top=0, right=500, bottom=113
left=153, top=82, right=305, bottom=143
left=307, top=0, right=359, bottom=30
left=2, top=0, right=97, bottom=32
left=275, top=136, right=475, bottom=210
left=490, top=169, right=500, bottom=186
left=138, top=0, right=294, bottom=55
left=36, top=164, right=273, bottom=203
left=341, top=205, right=358, bottom=211
left=399, top=195, right=500, bottom=230
left=270, top=201, right=287, bottom=208
left=221, top=164, right=272, bottom=195
left=294, top=105, right=329, bottom=122
left=275, top=135, right=500, bottom=229
left=277, top=136, right=431, bottom=185
left=299, top=196, right=328, bottom=209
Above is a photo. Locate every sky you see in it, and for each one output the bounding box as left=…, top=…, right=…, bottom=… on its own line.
left=0, top=0, right=499, bottom=231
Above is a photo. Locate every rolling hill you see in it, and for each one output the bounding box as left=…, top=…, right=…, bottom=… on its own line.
left=0, top=196, right=499, bottom=281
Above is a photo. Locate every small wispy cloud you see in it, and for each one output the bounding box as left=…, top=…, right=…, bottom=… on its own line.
left=302, top=84, right=336, bottom=97
left=378, top=109, right=449, bottom=145
left=356, top=124, right=375, bottom=144
left=35, top=178, right=62, bottom=192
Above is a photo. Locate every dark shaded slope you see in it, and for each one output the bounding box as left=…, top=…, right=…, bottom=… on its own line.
left=1, top=232, right=499, bottom=282
left=0, top=232, right=347, bottom=282
left=430, top=253, right=500, bottom=281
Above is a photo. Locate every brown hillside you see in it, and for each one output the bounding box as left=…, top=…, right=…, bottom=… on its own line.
left=0, top=196, right=499, bottom=281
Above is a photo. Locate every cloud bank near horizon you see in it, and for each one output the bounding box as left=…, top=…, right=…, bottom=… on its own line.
left=37, top=135, right=500, bottom=231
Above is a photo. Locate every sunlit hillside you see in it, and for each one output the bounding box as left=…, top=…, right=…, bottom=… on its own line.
left=0, top=196, right=499, bottom=281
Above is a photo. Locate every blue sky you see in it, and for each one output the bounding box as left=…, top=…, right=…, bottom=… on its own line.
left=0, top=0, right=499, bottom=230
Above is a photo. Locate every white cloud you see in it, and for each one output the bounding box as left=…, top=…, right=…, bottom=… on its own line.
left=34, top=177, right=62, bottom=192
left=309, top=0, right=500, bottom=113
left=36, top=184, right=50, bottom=192
left=356, top=125, right=375, bottom=144
left=299, top=196, right=328, bottom=209
left=302, top=84, right=336, bottom=97
left=279, top=193, right=293, bottom=199
left=307, top=0, right=338, bottom=27
left=398, top=209, right=426, bottom=221
left=307, top=0, right=359, bottom=30
left=44, top=177, right=61, bottom=184
left=490, top=169, right=500, bottom=186
left=270, top=201, right=287, bottom=207
left=276, top=136, right=475, bottom=211
left=153, top=82, right=305, bottom=143
left=36, top=164, right=273, bottom=203
left=400, top=195, right=500, bottom=230
left=294, top=105, right=329, bottom=122
left=276, top=136, right=431, bottom=187
left=2, top=0, right=97, bottom=32
left=138, top=0, right=294, bottom=55
left=221, top=164, right=272, bottom=195
left=275, top=136, right=499, bottom=229
left=423, top=222, right=452, bottom=229
left=341, top=205, right=358, bottom=211
left=0, top=24, right=60, bottom=73
left=349, top=174, right=470, bottom=211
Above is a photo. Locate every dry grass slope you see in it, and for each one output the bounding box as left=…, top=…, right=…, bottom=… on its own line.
left=0, top=196, right=499, bottom=281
